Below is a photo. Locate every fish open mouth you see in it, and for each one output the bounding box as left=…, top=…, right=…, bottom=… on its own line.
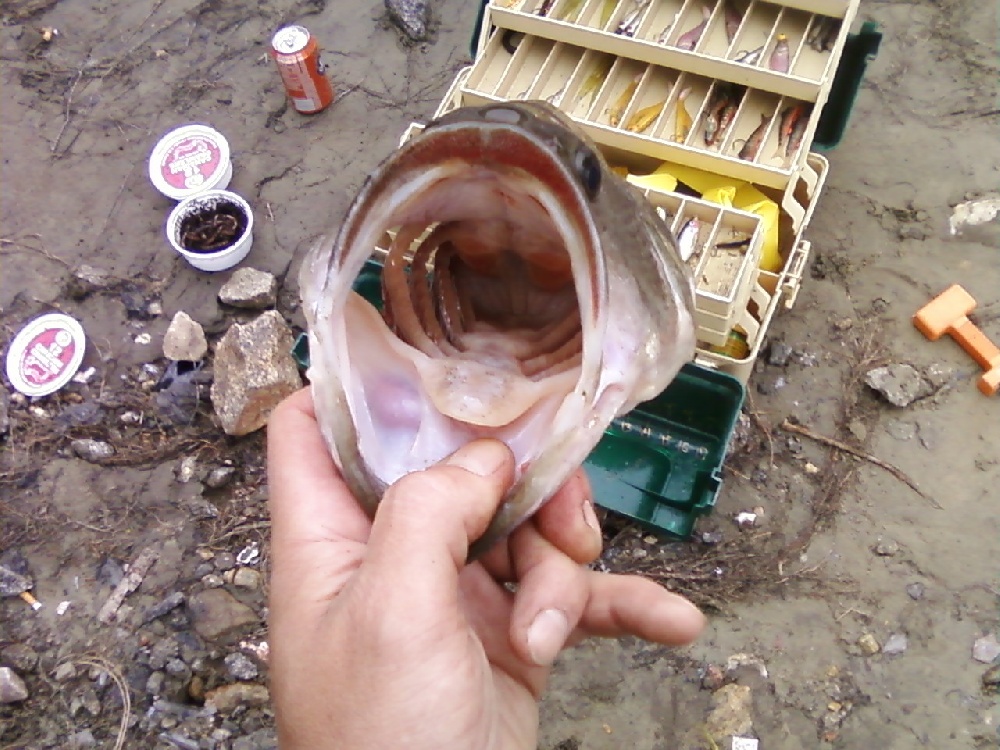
left=311, top=109, right=608, bottom=488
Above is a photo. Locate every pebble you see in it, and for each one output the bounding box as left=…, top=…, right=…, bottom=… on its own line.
left=0, top=667, right=28, bottom=703
left=206, top=466, right=237, bottom=489
left=142, top=592, right=187, bottom=625
left=923, top=363, right=954, bottom=390
left=210, top=311, right=301, bottom=436
left=0, top=563, right=31, bottom=596
left=701, top=663, right=726, bottom=691
left=882, top=633, right=908, bottom=655
left=147, top=670, right=166, bottom=696
left=187, top=498, right=220, bottom=520
left=204, top=682, right=270, bottom=714
left=766, top=340, right=793, bottom=367
left=1, top=643, right=38, bottom=673
left=202, top=574, right=225, bottom=588
left=177, top=456, right=200, bottom=483
left=385, top=0, right=429, bottom=41
left=69, top=685, right=101, bottom=717
left=68, top=730, right=97, bottom=748
left=700, top=531, right=724, bottom=545
left=187, top=589, right=258, bottom=641
left=972, top=634, right=1000, bottom=664
left=755, top=373, right=786, bottom=395
left=97, top=556, right=125, bottom=587
left=983, top=664, right=1000, bottom=691
left=218, top=268, right=278, bottom=310
left=225, top=652, right=259, bottom=681
left=54, top=662, right=77, bottom=681
left=874, top=538, right=899, bottom=556
left=704, top=684, right=753, bottom=740
left=149, top=638, right=180, bottom=671
left=232, top=567, right=262, bottom=590
left=215, top=552, right=236, bottom=571
left=163, top=311, right=208, bottom=362
left=864, top=364, right=932, bottom=408
left=233, top=729, right=278, bottom=750
left=166, top=659, right=190, bottom=677
left=897, top=225, right=929, bottom=241
left=121, top=288, right=153, bottom=319
left=858, top=633, right=881, bottom=656
left=187, top=675, right=205, bottom=702
left=906, top=582, right=925, bottom=600
left=71, top=439, right=115, bottom=462
left=847, top=418, right=867, bottom=442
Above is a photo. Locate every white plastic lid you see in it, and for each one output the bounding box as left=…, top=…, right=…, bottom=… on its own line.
left=5, top=313, right=87, bottom=397
left=148, top=124, right=232, bottom=201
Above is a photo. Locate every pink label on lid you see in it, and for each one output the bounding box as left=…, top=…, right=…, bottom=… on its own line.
left=160, top=135, right=223, bottom=191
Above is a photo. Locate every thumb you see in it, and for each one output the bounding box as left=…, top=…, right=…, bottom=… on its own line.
left=359, top=439, right=515, bottom=604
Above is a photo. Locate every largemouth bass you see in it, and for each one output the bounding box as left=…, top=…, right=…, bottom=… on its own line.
left=299, top=101, right=696, bottom=557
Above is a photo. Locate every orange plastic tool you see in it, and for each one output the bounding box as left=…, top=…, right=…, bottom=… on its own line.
left=913, top=285, right=1000, bottom=396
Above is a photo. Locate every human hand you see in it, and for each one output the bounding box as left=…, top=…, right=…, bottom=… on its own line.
left=266, top=388, right=705, bottom=750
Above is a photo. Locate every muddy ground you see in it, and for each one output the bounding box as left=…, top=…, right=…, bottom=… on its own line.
left=1, top=0, right=998, bottom=747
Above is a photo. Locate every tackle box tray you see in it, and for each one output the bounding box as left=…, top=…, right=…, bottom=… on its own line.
left=291, top=259, right=745, bottom=541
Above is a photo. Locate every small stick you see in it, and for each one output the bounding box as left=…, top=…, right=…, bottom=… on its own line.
left=97, top=545, right=159, bottom=623
left=780, top=420, right=942, bottom=509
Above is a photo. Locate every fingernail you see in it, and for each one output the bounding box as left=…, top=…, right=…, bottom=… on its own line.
left=582, top=499, right=600, bottom=533
left=527, top=608, right=569, bottom=666
left=446, top=440, right=510, bottom=477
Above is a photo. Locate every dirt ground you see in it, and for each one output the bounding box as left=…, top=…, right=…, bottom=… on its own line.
left=1, top=0, right=998, bottom=747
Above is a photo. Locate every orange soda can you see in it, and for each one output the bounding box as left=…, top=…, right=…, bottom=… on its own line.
left=270, top=25, right=335, bottom=114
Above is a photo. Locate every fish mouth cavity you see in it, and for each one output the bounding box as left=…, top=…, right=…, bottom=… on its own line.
left=367, top=161, right=592, bottom=428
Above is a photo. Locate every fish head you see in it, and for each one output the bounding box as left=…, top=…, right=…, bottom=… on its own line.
left=300, top=101, right=696, bottom=557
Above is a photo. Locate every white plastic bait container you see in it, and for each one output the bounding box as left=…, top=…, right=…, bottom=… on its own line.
left=166, top=189, right=254, bottom=272
left=5, top=313, right=87, bottom=397
left=148, top=124, right=233, bottom=201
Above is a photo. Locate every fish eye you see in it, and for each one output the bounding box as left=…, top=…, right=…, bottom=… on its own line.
left=573, top=148, right=601, bottom=199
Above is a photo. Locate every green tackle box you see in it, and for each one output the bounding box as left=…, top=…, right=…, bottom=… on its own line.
left=292, top=258, right=745, bottom=540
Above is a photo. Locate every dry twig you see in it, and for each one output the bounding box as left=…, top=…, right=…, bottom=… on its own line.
left=780, top=419, right=941, bottom=509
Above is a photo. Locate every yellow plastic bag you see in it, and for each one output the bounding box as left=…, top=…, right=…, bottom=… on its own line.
left=625, top=162, right=782, bottom=272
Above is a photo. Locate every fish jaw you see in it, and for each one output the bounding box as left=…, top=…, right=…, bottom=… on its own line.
left=300, top=101, right=696, bottom=554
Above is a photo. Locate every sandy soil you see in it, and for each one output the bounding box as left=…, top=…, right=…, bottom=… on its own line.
left=1, top=0, right=998, bottom=748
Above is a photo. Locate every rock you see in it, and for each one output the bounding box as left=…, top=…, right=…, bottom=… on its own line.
left=832, top=317, right=854, bottom=332
left=55, top=401, right=104, bottom=429
left=165, top=659, right=190, bottom=677
left=68, top=730, right=97, bottom=748
left=215, top=552, right=236, bottom=571
left=53, top=662, right=77, bottom=681
left=858, top=633, right=881, bottom=656
left=873, top=538, right=899, bottom=556
left=204, top=682, right=270, bottom=714
left=755, top=373, right=786, bottom=395
left=882, top=633, right=908, bottom=655
left=766, top=340, right=793, bottom=367
left=155, top=360, right=212, bottom=426
left=147, top=300, right=163, bottom=317
left=97, top=556, right=124, bottom=587
left=201, top=573, right=225, bottom=588
left=218, top=268, right=278, bottom=310
left=206, top=466, right=237, bottom=489
left=864, top=364, right=932, bottom=407
left=0, top=563, right=31, bottom=597
left=923, top=363, right=954, bottom=390
left=163, top=312, right=208, bottom=361
left=71, top=439, right=115, bottom=462
left=1, top=643, right=38, bottom=673
left=972, top=634, right=1000, bottom=664
left=385, top=0, right=429, bottom=41
left=232, top=567, right=261, bottom=590
left=225, top=652, right=259, bottom=681
left=149, top=638, right=180, bottom=671
left=845, top=419, right=867, bottom=443
left=121, top=286, right=155, bottom=320
left=146, top=670, right=166, bottom=696
left=701, top=663, right=726, bottom=691
left=186, top=497, right=219, bottom=520
left=233, top=729, right=278, bottom=750
left=705, top=684, right=753, bottom=740
left=0, top=667, right=28, bottom=703
left=187, top=675, right=206, bottom=702
left=906, top=582, right=925, bottom=600
left=67, top=264, right=112, bottom=299
left=187, top=589, right=258, bottom=641
left=141, top=592, right=186, bottom=625
left=983, top=664, right=1000, bottom=692
left=211, top=311, right=301, bottom=436
left=176, top=457, right=199, bottom=484
left=69, top=685, right=101, bottom=717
